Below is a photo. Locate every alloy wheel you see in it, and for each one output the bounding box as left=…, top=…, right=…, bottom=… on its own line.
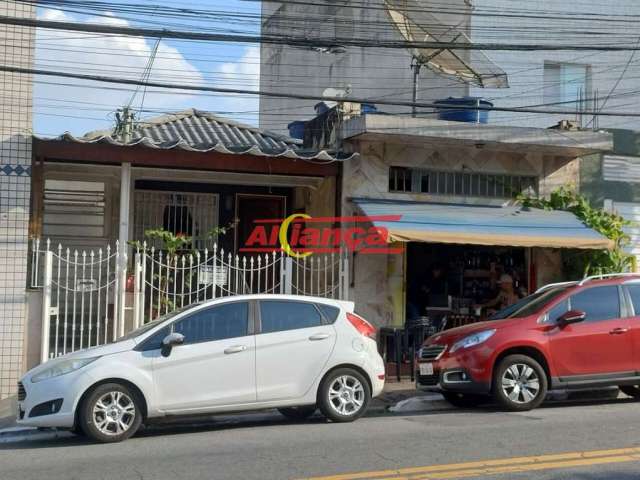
left=92, top=391, right=136, bottom=436
left=501, top=363, right=541, bottom=404
left=328, top=375, right=365, bottom=416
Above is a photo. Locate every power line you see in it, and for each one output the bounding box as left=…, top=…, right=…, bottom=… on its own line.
left=10, top=63, right=640, bottom=118
left=5, top=15, right=640, bottom=52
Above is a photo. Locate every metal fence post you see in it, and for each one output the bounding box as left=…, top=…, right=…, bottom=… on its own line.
left=133, top=252, right=142, bottom=329
left=340, top=250, right=350, bottom=301
left=40, top=250, right=53, bottom=363
left=282, top=256, right=293, bottom=294
left=118, top=252, right=128, bottom=338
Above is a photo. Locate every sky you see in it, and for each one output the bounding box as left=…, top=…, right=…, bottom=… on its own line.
left=33, top=1, right=261, bottom=137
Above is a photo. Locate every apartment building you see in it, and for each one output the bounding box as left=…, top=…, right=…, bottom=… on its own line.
left=260, top=0, right=640, bottom=133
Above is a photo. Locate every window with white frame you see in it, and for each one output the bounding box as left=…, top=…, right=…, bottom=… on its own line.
left=133, top=191, right=219, bottom=250
left=543, top=62, right=592, bottom=108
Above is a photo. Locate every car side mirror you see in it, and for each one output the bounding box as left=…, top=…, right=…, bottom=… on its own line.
left=161, top=332, right=185, bottom=357
left=556, top=310, right=586, bottom=328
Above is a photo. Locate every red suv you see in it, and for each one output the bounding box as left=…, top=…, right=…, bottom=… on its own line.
left=417, top=274, right=640, bottom=411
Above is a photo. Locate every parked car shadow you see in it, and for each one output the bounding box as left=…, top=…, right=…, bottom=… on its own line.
left=0, top=412, right=330, bottom=449
left=1, top=393, right=637, bottom=449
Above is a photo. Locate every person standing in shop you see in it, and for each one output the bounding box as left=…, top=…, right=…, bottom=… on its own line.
left=477, top=273, right=522, bottom=315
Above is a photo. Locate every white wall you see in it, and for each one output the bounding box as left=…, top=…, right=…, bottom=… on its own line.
left=259, top=0, right=469, bottom=134
left=261, top=0, right=640, bottom=133
left=469, top=0, right=640, bottom=130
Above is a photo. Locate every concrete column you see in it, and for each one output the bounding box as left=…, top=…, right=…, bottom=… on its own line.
left=118, top=162, right=132, bottom=252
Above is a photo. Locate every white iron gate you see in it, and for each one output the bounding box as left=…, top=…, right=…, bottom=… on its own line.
left=31, top=239, right=126, bottom=363
left=32, top=239, right=349, bottom=360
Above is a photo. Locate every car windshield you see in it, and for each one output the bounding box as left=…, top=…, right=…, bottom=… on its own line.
left=489, top=286, right=571, bottom=320
left=116, top=305, right=195, bottom=342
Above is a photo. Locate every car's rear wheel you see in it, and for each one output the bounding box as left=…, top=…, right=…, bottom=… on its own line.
left=493, top=355, right=547, bottom=412
left=278, top=406, right=317, bottom=420
left=318, top=368, right=371, bottom=423
left=79, top=383, right=142, bottom=443
left=441, top=392, right=488, bottom=408
left=620, top=385, right=640, bottom=398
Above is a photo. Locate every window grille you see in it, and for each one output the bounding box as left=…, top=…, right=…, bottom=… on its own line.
left=133, top=191, right=219, bottom=250
left=388, top=167, right=538, bottom=198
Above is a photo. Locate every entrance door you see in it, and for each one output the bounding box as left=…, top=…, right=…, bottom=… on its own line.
left=152, top=301, right=256, bottom=412
left=548, top=285, right=635, bottom=379
left=235, top=194, right=286, bottom=251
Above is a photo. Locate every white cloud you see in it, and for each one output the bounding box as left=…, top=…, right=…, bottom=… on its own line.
left=34, top=9, right=205, bottom=135
left=206, top=45, right=260, bottom=124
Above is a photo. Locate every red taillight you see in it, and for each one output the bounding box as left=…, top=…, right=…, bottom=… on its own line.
left=347, top=312, right=376, bottom=339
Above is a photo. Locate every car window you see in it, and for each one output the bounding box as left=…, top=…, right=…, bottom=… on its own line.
left=173, top=302, right=249, bottom=344
left=490, top=287, right=571, bottom=320
left=625, top=285, right=640, bottom=315
left=546, top=299, right=569, bottom=323
left=316, top=303, right=340, bottom=324
left=569, top=286, right=620, bottom=322
left=136, top=326, right=171, bottom=351
left=118, top=305, right=193, bottom=342
left=260, top=300, right=323, bottom=333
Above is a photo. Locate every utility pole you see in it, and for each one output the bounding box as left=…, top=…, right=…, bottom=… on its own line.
left=411, top=60, right=422, bottom=118
left=114, top=106, right=135, bottom=143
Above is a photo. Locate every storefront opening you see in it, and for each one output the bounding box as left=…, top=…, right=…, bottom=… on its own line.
left=406, top=243, right=529, bottom=331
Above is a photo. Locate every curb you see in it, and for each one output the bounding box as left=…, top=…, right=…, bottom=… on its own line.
left=0, top=427, right=72, bottom=444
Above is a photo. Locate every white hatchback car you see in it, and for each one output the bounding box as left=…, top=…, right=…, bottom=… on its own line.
left=17, top=295, right=385, bottom=442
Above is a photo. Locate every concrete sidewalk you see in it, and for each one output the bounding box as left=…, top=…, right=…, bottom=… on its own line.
left=0, top=396, right=17, bottom=429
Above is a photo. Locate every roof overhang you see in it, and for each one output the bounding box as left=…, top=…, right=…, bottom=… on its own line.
left=33, top=137, right=340, bottom=178
left=342, top=114, right=613, bottom=157
left=353, top=198, right=613, bottom=250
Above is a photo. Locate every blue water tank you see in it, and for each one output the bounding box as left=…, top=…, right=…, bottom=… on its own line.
left=287, top=121, right=306, bottom=140
left=433, top=97, right=493, bottom=124
left=361, top=103, right=377, bottom=114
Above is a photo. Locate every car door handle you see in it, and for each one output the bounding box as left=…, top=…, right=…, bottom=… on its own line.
left=609, top=328, right=629, bottom=335
left=224, top=345, right=247, bottom=354
left=309, top=333, right=331, bottom=341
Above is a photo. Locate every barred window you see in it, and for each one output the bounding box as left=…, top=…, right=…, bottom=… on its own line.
left=388, top=167, right=538, bottom=198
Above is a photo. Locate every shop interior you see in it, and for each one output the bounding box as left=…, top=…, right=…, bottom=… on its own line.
left=406, top=243, right=529, bottom=331
left=379, top=242, right=530, bottom=379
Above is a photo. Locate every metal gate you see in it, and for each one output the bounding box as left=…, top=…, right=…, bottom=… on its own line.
left=31, top=239, right=127, bottom=363
left=32, top=239, right=349, bottom=360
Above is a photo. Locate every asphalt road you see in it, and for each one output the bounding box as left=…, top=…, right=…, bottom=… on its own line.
left=1, top=395, right=640, bottom=480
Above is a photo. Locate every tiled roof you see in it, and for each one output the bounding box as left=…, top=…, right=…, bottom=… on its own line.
left=38, top=109, right=354, bottom=161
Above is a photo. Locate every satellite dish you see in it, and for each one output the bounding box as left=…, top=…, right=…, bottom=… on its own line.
left=322, top=86, right=352, bottom=99
left=384, top=0, right=509, bottom=89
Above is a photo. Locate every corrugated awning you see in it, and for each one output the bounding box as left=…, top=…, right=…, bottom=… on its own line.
left=353, top=199, right=613, bottom=250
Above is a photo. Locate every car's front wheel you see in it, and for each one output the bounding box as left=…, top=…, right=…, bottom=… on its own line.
left=79, top=383, right=143, bottom=443
left=493, top=355, right=547, bottom=412
left=318, top=368, right=371, bottom=422
left=278, top=406, right=317, bottom=420
left=620, top=385, right=640, bottom=398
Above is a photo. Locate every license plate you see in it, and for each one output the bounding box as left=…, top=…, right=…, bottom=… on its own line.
left=419, top=363, right=434, bottom=376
